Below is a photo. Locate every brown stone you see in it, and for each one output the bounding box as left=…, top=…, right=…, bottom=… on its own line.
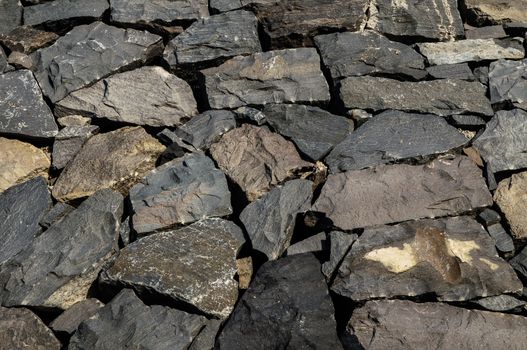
left=462, top=0, right=527, bottom=25
left=494, top=172, right=527, bottom=240
left=0, top=26, right=58, bottom=54
left=236, top=257, right=253, bottom=290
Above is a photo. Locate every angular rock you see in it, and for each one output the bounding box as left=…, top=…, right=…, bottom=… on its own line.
left=510, top=246, right=527, bottom=280
left=494, top=172, right=527, bottom=240
left=487, top=223, right=515, bottom=254
left=0, top=189, right=123, bottom=308
left=0, top=0, right=22, bottom=34
left=426, top=63, right=475, bottom=80
left=263, top=104, right=353, bottom=161
left=52, top=125, right=99, bottom=170
left=465, top=25, right=507, bottom=39
left=478, top=208, right=502, bottom=226
left=0, top=26, right=58, bottom=54
left=489, top=59, right=527, bottom=109
left=475, top=295, right=526, bottom=312
left=52, top=127, right=164, bottom=202
left=110, top=0, right=209, bottom=25
left=31, top=22, right=162, bottom=103
left=210, top=124, right=312, bottom=201
left=234, top=106, right=267, bottom=125
left=474, top=66, right=490, bottom=85
left=39, top=202, right=75, bottom=229
left=100, top=220, right=239, bottom=318
left=450, top=114, right=486, bottom=128
left=119, top=216, right=131, bottom=246
left=217, top=254, right=342, bottom=350
left=332, top=216, right=522, bottom=301
left=23, top=0, right=108, bottom=28
left=0, top=46, right=8, bottom=73
left=339, top=77, right=493, bottom=116
left=236, top=257, right=253, bottom=290
left=57, top=115, right=91, bottom=127
left=322, top=231, right=357, bottom=280
left=50, top=298, right=104, bottom=334
left=55, top=66, right=197, bottom=127
left=326, top=110, right=468, bottom=173
left=68, top=289, right=207, bottom=350
left=286, top=232, right=327, bottom=256
left=202, top=48, right=330, bottom=109
left=0, top=70, right=58, bottom=138
left=189, top=319, right=222, bottom=350
left=314, top=156, right=493, bottom=230
left=176, top=110, right=237, bottom=150
left=240, top=179, right=313, bottom=260
left=462, top=0, right=527, bottom=25
left=8, top=51, right=33, bottom=69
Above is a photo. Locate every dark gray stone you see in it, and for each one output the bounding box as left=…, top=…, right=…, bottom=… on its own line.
left=189, top=319, right=221, bottom=350
left=510, top=246, right=527, bottom=280
left=487, top=223, right=515, bottom=254
left=110, top=0, right=209, bottom=25
left=322, top=231, right=357, bottom=280
left=478, top=208, right=501, bottom=226
left=0, top=46, right=7, bottom=72
left=52, top=125, right=99, bottom=170
left=234, top=106, right=267, bottom=125
left=50, top=298, right=104, bottom=334
left=474, top=66, right=489, bottom=85
left=0, top=0, right=22, bottom=34
left=465, top=25, right=507, bottom=39
left=39, top=202, right=75, bottom=229
left=450, top=114, right=486, bottom=128
left=0, top=26, right=59, bottom=54
left=489, top=59, right=527, bottom=110
left=175, top=110, right=237, bottom=150
left=23, top=0, right=108, bottom=27
left=286, top=232, right=327, bottom=256
left=474, top=295, right=526, bottom=312
left=426, top=63, right=475, bottom=80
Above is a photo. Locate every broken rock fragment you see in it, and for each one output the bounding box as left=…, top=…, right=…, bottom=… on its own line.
left=322, top=231, right=357, bottom=280
left=0, top=0, right=22, bottom=34
left=50, top=298, right=104, bottom=335
left=23, top=0, right=108, bottom=28
left=175, top=110, right=237, bottom=150
left=461, top=0, right=527, bottom=25
left=110, top=0, right=209, bottom=25
left=426, top=63, right=475, bottom=80
left=489, top=59, right=527, bottom=109
left=494, top=172, right=527, bottom=240
left=52, top=125, right=99, bottom=170
left=0, top=26, right=59, bottom=54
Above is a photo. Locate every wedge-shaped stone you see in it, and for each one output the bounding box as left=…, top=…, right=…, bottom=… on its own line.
left=475, top=295, right=527, bottom=312
left=489, top=59, right=527, bottom=109
left=50, top=299, right=104, bottom=335
left=23, top=0, right=108, bottom=27
left=110, top=0, right=209, bottom=24
left=175, top=110, right=237, bottom=150
left=322, top=231, right=357, bottom=280
left=462, top=0, right=527, bottom=25
left=52, top=125, right=99, bottom=170
left=494, top=172, right=527, bottom=240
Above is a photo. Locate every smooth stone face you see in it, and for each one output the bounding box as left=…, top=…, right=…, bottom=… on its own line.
left=322, top=231, right=357, bottom=280
left=39, top=202, right=75, bottom=229
left=57, top=115, right=91, bottom=127
left=100, top=220, right=239, bottom=318
left=31, top=22, right=162, bottom=103
left=326, top=110, right=468, bottom=173
left=0, top=26, right=59, bottom=54
left=426, top=63, right=475, bottom=80
left=110, top=0, right=209, bottom=24
left=23, top=0, right=108, bottom=27
left=286, top=232, right=327, bottom=256
left=486, top=223, right=515, bottom=254
left=0, top=70, right=58, bottom=138
left=210, top=124, right=312, bottom=201
left=55, top=66, right=197, bottom=127
left=189, top=319, right=222, bottom=350
left=494, top=172, right=527, bottom=240
left=50, top=298, right=104, bottom=334
left=465, top=25, right=507, bottom=39
left=240, top=179, right=313, bottom=260
left=217, top=254, right=343, bottom=350
left=129, top=153, right=233, bottom=235
left=52, top=127, right=165, bottom=202
left=176, top=110, right=237, bottom=150
left=313, top=156, right=493, bottom=230
left=462, top=0, right=527, bottom=25
left=202, top=48, right=330, bottom=109
left=0, top=189, right=123, bottom=309
left=489, top=59, right=527, bottom=109
left=475, top=295, right=526, bottom=312
left=52, top=125, right=99, bottom=170
left=68, top=289, right=207, bottom=350
left=0, top=0, right=22, bottom=34
left=450, top=114, right=486, bottom=127
left=510, top=246, right=527, bottom=280
left=339, top=77, right=494, bottom=116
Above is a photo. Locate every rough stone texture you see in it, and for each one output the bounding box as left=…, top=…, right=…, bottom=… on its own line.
left=510, top=246, right=527, bottom=280
left=57, top=115, right=91, bottom=127
left=240, top=179, right=313, bottom=260
left=0, top=70, right=58, bottom=138
left=349, top=300, right=527, bottom=350
left=217, top=254, right=342, bottom=350
left=426, top=63, right=475, bottom=80
left=326, top=110, right=468, bottom=173
left=494, top=172, right=527, bottom=240
left=39, top=202, right=75, bottom=229
left=0, top=26, right=59, bottom=54
left=489, top=59, right=527, bottom=109
left=189, top=319, right=221, bottom=350
left=462, top=0, right=527, bottom=25
left=68, top=289, right=207, bottom=350
left=202, top=48, right=330, bottom=109
left=210, top=124, right=312, bottom=201
left=0, top=306, right=61, bottom=350
left=129, top=153, right=233, bottom=235
left=164, top=10, right=260, bottom=66
left=339, top=77, right=493, bottom=116
left=322, top=231, right=357, bottom=280
left=110, top=0, right=209, bottom=25
left=8, top=51, right=33, bottom=69
left=332, top=216, right=522, bottom=301
left=286, top=232, right=327, bottom=256
left=176, top=110, right=237, bottom=150
left=473, top=109, right=527, bottom=173
left=236, top=257, right=253, bottom=290
left=31, top=22, right=163, bottom=103
left=50, top=298, right=104, bottom=334
left=478, top=208, right=501, bottom=226
left=451, top=114, right=486, bottom=127
left=53, top=127, right=165, bottom=202
left=23, top=0, right=108, bottom=27
left=0, top=0, right=22, bottom=34
left=52, top=125, right=99, bottom=170
left=418, top=38, right=525, bottom=65
left=101, top=219, right=239, bottom=318
left=475, top=295, right=526, bottom=312
left=465, top=25, right=507, bottom=39
left=487, top=223, right=515, bottom=254
left=314, top=156, right=493, bottom=230
left=0, top=189, right=123, bottom=309
left=367, top=0, right=464, bottom=41
left=0, top=46, right=8, bottom=73
left=314, top=30, right=426, bottom=82
left=234, top=106, right=267, bottom=125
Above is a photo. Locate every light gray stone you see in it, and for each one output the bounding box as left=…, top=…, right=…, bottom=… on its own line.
left=489, top=59, right=527, bottom=110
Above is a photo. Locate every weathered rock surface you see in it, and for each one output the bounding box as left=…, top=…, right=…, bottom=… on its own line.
left=217, top=254, right=342, bottom=350
left=487, top=223, right=515, bottom=254
left=0, top=189, right=123, bottom=309
left=130, top=153, right=232, bottom=234
left=286, top=232, right=327, bottom=256
left=326, top=110, right=468, bottom=173
left=489, top=59, right=527, bottom=109
left=322, top=231, right=357, bottom=280
left=32, top=22, right=162, bottom=103
left=465, top=25, right=507, bottom=39
left=511, top=246, right=527, bottom=280
left=53, top=127, right=164, bottom=202
left=314, top=156, right=493, bottom=230
left=451, top=114, right=486, bottom=128
left=57, top=115, right=91, bottom=127
left=0, top=0, right=22, bottom=34
left=475, top=295, right=526, bottom=312
left=8, top=51, right=34, bottom=69
left=50, top=298, right=104, bottom=334
left=0, top=46, right=8, bottom=73
left=23, top=0, right=108, bottom=27
left=462, top=0, right=527, bottom=25
left=176, top=110, right=237, bottom=150
left=202, top=48, right=330, bottom=109
left=0, top=26, right=58, bottom=54
left=426, top=63, right=475, bottom=80
left=494, top=172, right=527, bottom=240
left=39, top=202, right=75, bottom=229
left=189, top=319, right=222, bottom=350
left=210, top=124, right=312, bottom=201
left=234, top=106, right=267, bottom=125
left=52, top=125, right=99, bottom=170
left=110, top=0, right=209, bottom=25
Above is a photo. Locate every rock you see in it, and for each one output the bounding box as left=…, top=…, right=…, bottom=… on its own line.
left=31, top=22, right=163, bottom=103
left=240, top=179, right=313, bottom=260
left=52, top=125, right=99, bottom=170
left=236, top=257, right=252, bottom=290
left=68, top=289, right=208, bottom=350
left=0, top=0, right=22, bottom=34
left=0, top=70, right=58, bottom=138
left=474, top=66, right=490, bottom=85
left=286, top=232, right=327, bottom=256
left=50, top=298, right=104, bottom=334
left=367, top=0, right=464, bottom=41
left=450, top=114, right=486, bottom=128
left=263, top=104, right=353, bottom=161
left=473, top=109, right=527, bottom=173
left=313, top=156, right=493, bottom=230
left=461, top=0, right=527, bottom=25
left=0, top=189, right=123, bottom=309
left=475, top=295, right=526, bottom=312
left=332, top=216, right=522, bottom=301
left=52, top=127, right=164, bottom=202
left=0, top=26, right=58, bottom=54
left=110, top=0, right=209, bottom=25
left=202, top=48, right=330, bottom=109
left=494, top=172, right=527, bottom=240
left=0, top=138, right=50, bottom=192
left=465, top=25, right=507, bottom=39
left=164, top=10, right=260, bottom=66
left=418, top=38, right=525, bottom=65
left=478, top=208, right=502, bottom=226
left=210, top=124, right=312, bottom=201
left=0, top=46, right=8, bottom=73
left=0, top=306, right=61, bottom=350
left=8, top=51, right=33, bottom=69
left=326, top=110, right=468, bottom=173
left=314, top=30, right=427, bottom=82
left=339, top=77, right=493, bottom=116
left=57, top=115, right=91, bottom=127
left=39, top=202, right=75, bottom=229
left=100, top=219, right=239, bottom=318
left=349, top=300, right=527, bottom=349
left=23, top=0, right=108, bottom=28
left=217, top=254, right=342, bottom=350
left=486, top=223, right=515, bottom=254
left=489, top=59, right=527, bottom=109
left=510, top=246, right=527, bottom=280
left=426, top=63, right=475, bottom=80
left=189, top=319, right=222, bottom=350
left=129, top=153, right=233, bottom=235
left=175, top=110, right=237, bottom=150
left=322, top=231, right=357, bottom=280
left=0, top=177, right=50, bottom=264
left=234, top=106, right=267, bottom=125
left=119, top=216, right=131, bottom=246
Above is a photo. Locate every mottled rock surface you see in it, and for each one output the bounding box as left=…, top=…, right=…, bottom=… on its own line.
left=23, top=0, right=108, bottom=27
left=475, top=295, right=526, bottom=312
left=0, top=47, right=8, bottom=73
left=462, top=0, right=527, bottom=25
left=50, top=298, right=104, bottom=334
left=487, top=223, right=515, bottom=254
left=494, top=172, right=527, bottom=240
left=0, top=26, right=59, bottom=54
left=110, top=0, right=209, bottom=24
left=489, top=59, right=527, bottom=109
left=176, top=110, right=237, bottom=150
left=426, top=63, right=475, bottom=80
left=52, top=125, right=99, bottom=170
left=0, top=0, right=22, bottom=34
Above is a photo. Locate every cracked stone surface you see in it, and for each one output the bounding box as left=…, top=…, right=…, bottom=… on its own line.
left=110, top=0, right=209, bottom=24
left=489, top=59, right=527, bottom=110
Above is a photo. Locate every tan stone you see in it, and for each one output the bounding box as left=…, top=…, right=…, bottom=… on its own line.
left=494, top=172, right=527, bottom=239
left=236, top=257, right=253, bottom=290
left=463, top=0, right=527, bottom=24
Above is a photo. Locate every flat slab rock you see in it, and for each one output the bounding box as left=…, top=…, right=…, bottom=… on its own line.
left=322, top=231, right=357, bottom=280
left=494, top=172, right=527, bottom=240
left=110, top=0, right=209, bottom=24
left=462, top=0, right=527, bottom=25
left=332, top=216, right=522, bottom=301
left=426, top=63, right=475, bottom=81
left=0, top=0, right=22, bottom=34
left=489, top=59, right=527, bottom=109
left=175, top=110, right=237, bottom=150
left=313, top=156, right=493, bottom=230
left=52, top=125, right=99, bottom=170
left=101, top=219, right=239, bottom=318
left=0, top=26, right=59, bottom=54
left=217, top=254, right=342, bottom=350
left=210, top=124, right=312, bottom=201
left=326, top=110, right=468, bottom=173
left=31, top=22, right=162, bottom=103
left=53, top=126, right=164, bottom=202
left=475, top=295, right=527, bottom=312
left=349, top=300, right=527, bottom=350
left=50, top=298, right=104, bottom=334
left=202, top=48, right=330, bottom=109
left=55, top=66, right=197, bottom=127
left=23, top=0, right=108, bottom=27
